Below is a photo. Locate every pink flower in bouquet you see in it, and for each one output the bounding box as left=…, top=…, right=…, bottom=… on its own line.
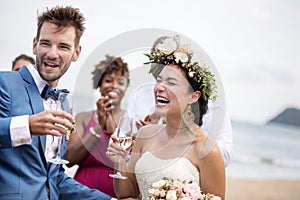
left=147, top=177, right=221, bottom=200
left=160, top=190, right=166, bottom=198
left=183, top=182, right=202, bottom=200
left=172, top=180, right=185, bottom=190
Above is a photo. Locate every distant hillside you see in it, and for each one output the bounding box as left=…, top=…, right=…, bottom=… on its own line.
left=267, top=108, right=300, bottom=127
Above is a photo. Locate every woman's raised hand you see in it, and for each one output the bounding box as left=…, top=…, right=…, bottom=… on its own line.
left=96, top=95, right=116, bottom=133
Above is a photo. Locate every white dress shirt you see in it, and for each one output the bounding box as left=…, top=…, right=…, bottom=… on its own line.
left=10, top=64, right=59, bottom=163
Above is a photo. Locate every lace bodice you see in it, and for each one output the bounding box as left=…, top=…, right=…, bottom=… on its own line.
left=135, top=151, right=200, bottom=199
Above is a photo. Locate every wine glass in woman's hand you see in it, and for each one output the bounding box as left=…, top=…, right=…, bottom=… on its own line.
left=109, top=116, right=133, bottom=179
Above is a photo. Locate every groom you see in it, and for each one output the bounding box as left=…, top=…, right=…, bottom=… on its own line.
left=0, top=6, right=111, bottom=200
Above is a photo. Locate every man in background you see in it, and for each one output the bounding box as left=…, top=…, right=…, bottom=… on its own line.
left=12, top=53, right=35, bottom=71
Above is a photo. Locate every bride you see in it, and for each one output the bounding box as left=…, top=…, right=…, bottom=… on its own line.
left=106, top=36, right=225, bottom=200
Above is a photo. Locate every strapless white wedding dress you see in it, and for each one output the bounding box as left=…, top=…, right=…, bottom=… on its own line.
left=135, top=151, right=200, bottom=199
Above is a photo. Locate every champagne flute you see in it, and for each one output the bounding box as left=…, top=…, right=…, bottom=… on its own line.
left=109, top=116, right=133, bottom=179
left=49, top=92, right=73, bottom=165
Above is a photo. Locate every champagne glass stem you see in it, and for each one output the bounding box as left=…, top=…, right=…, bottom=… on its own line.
left=109, top=151, right=127, bottom=179
left=117, top=156, right=126, bottom=178
left=56, top=136, right=62, bottom=159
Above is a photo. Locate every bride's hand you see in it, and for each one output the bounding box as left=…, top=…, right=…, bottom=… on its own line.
left=135, top=119, right=149, bottom=130
left=106, top=135, right=135, bottom=163
left=135, top=113, right=162, bottom=129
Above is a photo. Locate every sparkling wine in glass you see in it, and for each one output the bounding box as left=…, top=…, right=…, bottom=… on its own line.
left=109, top=116, right=133, bottom=179
left=48, top=92, right=73, bottom=165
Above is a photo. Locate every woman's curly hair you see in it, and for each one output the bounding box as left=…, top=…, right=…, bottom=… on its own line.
left=91, top=55, right=130, bottom=89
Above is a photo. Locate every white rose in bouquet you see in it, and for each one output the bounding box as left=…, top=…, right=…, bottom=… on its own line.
left=166, top=190, right=178, bottom=200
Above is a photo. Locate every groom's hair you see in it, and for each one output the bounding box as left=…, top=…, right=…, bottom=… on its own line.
left=36, top=6, right=86, bottom=47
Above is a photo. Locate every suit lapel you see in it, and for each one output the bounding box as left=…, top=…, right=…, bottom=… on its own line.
left=19, top=67, right=47, bottom=167
left=25, top=83, right=47, bottom=157
left=19, top=67, right=45, bottom=115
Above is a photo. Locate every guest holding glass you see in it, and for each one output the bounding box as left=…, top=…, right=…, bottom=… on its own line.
left=107, top=36, right=225, bottom=199
left=65, top=55, right=130, bottom=197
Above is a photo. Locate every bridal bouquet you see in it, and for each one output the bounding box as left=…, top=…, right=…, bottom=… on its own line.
left=147, top=177, right=221, bottom=200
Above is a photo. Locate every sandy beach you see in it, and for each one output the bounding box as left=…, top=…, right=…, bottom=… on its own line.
left=226, top=178, right=300, bottom=200
left=65, top=166, right=300, bottom=200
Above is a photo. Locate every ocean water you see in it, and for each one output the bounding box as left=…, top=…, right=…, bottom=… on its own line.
left=226, top=121, right=300, bottom=180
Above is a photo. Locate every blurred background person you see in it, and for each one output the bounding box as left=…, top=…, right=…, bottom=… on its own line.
left=65, top=55, right=130, bottom=197
left=12, top=53, right=35, bottom=71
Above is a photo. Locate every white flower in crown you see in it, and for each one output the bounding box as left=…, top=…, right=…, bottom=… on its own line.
left=190, top=51, right=206, bottom=68
left=174, top=52, right=189, bottom=63
left=178, top=44, right=193, bottom=55
left=188, top=71, right=196, bottom=79
left=156, top=38, right=178, bottom=55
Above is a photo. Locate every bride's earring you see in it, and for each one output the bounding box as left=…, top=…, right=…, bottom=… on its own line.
left=183, top=105, right=195, bottom=124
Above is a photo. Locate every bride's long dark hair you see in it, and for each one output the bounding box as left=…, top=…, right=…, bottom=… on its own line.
left=184, top=68, right=209, bottom=127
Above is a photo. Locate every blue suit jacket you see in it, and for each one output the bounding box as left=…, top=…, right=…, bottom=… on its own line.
left=0, top=66, right=111, bottom=200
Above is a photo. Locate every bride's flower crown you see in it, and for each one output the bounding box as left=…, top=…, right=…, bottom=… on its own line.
left=145, top=36, right=217, bottom=101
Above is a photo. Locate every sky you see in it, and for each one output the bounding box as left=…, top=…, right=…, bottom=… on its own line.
left=0, top=0, right=299, bottom=124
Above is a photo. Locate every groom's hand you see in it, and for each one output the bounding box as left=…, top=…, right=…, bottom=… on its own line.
left=106, top=135, right=135, bottom=163
left=29, top=110, right=74, bottom=136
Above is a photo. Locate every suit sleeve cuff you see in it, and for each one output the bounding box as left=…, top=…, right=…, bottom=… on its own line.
left=10, top=115, right=32, bottom=146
